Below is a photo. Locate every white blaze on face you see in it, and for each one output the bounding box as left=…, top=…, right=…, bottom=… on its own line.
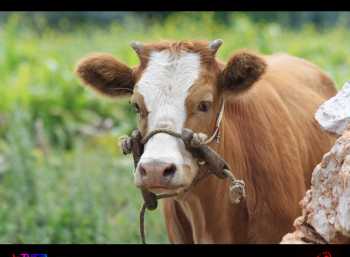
left=135, top=50, right=201, bottom=186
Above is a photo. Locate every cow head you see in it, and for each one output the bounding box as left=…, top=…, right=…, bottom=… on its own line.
left=75, top=40, right=266, bottom=194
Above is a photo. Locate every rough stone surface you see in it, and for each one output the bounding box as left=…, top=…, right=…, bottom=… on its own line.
left=315, top=81, right=350, bottom=136
left=281, top=129, right=350, bottom=244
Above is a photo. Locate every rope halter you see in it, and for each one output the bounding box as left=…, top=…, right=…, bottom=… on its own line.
left=119, top=99, right=246, bottom=243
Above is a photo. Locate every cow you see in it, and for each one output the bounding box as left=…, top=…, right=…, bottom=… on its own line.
left=75, top=39, right=337, bottom=243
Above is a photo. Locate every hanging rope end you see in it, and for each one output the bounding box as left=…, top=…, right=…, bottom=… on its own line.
left=140, top=203, right=147, bottom=244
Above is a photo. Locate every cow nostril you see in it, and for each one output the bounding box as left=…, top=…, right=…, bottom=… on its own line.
left=139, top=165, right=147, bottom=177
left=163, top=164, right=177, bottom=178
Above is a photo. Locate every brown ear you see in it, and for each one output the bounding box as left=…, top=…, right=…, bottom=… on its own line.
left=219, top=50, right=266, bottom=93
left=75, top=53, right=134, bottom=97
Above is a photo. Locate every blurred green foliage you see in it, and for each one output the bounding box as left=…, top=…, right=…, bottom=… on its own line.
left=1, top=12, right=350, bottom=29
left=0, top=12, right=349, bottom=243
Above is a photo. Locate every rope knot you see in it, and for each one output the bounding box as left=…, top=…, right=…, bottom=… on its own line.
left=119, top=135, right=133, bottom=155
left=229, top=180, right=246, bottom=204
left=190, top=132, right=208, bottom=147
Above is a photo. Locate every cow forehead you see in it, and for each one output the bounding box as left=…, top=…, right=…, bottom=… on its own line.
left=136, top=50, right=201, bottom=131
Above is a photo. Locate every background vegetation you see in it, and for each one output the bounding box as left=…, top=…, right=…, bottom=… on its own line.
left=0, top=12, right=349, bottom=243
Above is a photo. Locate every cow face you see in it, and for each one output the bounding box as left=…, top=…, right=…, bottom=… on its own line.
left=75, top=40, right=266, bottom=194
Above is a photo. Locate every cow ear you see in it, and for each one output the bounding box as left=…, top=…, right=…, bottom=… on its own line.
left=219, top=50, right=266, bottom=94
left=75, top=53, right=134, bottom=97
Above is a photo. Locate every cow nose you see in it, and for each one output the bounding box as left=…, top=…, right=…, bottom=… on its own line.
left=137, top=161, right=177, bottom=188
left=139, top=162, right=177, bottom=179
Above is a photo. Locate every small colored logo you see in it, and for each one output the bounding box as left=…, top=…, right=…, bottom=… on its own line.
left=12, top=254, right=47, bottom=257
left=317, top=251, right=332, bottom=257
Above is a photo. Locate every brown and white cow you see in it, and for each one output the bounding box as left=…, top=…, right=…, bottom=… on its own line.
left=75, top=40, right=337, bottom=243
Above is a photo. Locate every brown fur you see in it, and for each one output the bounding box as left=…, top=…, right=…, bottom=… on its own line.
left=75, top=40, right=337, bottom=243
left=219, top=50, right=267, bottom=93
left=130, top=40, right=220, bottom=71
left=130, top=92, right=149, bottom=136
left=75, top=53, right=135, bottom=97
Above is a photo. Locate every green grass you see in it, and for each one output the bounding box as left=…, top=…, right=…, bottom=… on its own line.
left=0, top=110, right=167, bottom=243
left=0, top=12, right=349, bottom=243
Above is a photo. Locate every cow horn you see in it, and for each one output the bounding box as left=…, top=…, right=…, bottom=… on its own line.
left=130, top=41, right=144, bottom=56
left=209, top=39, right=223, bottom=54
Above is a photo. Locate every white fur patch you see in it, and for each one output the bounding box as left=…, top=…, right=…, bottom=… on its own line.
left=135, top=50, right=200, bottom=183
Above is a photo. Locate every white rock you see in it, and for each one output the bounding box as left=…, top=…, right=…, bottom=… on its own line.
left=315, top=81, right=350, bottom=136
left=281, top=130, right=350, bottom=244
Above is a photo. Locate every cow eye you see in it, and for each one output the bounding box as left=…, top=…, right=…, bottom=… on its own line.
left=198, top=101, right=211, bottom=112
